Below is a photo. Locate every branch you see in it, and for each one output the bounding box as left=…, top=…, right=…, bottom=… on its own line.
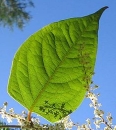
left=0, top=125, right=21, bottom=128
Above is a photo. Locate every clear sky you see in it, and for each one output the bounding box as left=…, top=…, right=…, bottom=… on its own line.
left=0, top=0, right=116, bottom=129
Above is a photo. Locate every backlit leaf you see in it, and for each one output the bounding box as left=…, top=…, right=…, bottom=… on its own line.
left=8, top=7, right=108, bottom=122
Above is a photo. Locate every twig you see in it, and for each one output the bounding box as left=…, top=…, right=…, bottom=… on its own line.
left=0, top=125, right=21, bottom=128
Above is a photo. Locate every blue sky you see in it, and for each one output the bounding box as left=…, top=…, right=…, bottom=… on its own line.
left=0, top=0, right=116, bottom=129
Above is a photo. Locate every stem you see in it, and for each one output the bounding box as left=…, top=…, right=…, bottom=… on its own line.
left=27, top=111, right=32, bottom=121
left=0, top=125, right=21, bottom=128
left=100, top=116, right=113, bottom=129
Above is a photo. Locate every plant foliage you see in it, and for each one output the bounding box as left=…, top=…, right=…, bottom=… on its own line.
left=7, top=7, right=108, bottom=122
left=0, top=0, right=34, bottom=29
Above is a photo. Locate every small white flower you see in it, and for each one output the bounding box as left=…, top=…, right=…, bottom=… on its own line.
left=113, top=125, right=116, bottom=130
left=89, top=103, right=93, bottom=107
left=77, top=125, right=81, bottom=130
left=86, top=118, right=90, bottom=125
left=1, top=112, right=6, bottom=119
left=97, top=103, right=102, bottom=108
left=106, top=113, right=113, bottom=125
left=31, top=117, right=40, bottom=124
left=3, top=102, right=8, bottom=107
left=9, top=108, right=14, bottom=113
left=6, top=116, right=13, bottom=123
left=104, top=126, right=109, bottom=130
left=94, top=109, right=104, bottom=118
left=94, top=120, right=101, bottom=129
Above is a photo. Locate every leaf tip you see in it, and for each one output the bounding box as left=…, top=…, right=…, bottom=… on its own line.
left=98, top=6, right=109, bottom=13
left=102, top=6, right=109, bottom=11
left=93, top=6, right=108, bottom=21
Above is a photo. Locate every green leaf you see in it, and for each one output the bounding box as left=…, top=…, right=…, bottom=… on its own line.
left=7, top=6, right=108, bottom=122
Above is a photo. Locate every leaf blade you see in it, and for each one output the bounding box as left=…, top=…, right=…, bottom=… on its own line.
left=8, top=6, right=108, bottom=122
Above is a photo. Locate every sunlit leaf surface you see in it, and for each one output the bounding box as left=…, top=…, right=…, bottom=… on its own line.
left=8, top=7, right=108, bottom=122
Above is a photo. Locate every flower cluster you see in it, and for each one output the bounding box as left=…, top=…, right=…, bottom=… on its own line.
left=0, top=103, right=65, bottom=129
left=0, top=102, right=41, bottom=129
left=86, top=85, right=115, bottom=130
